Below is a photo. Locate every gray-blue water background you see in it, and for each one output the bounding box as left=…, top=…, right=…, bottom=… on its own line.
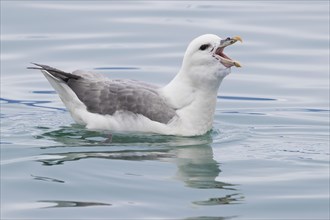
left=1, top=1, right=329, bottom=219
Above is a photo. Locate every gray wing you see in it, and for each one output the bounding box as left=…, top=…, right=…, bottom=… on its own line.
left=28, top=63, right=176, bottom=124
left=67, top=77, right=176, bottom=124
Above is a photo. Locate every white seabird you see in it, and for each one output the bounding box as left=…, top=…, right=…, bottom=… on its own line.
left=29, top=34, right=242, bottom=136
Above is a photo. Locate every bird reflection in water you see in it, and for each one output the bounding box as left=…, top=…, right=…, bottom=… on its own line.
left=36, top=127, right=244, bottom=206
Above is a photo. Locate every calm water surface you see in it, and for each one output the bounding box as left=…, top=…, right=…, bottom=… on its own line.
left=1, top=1, right=329, bottom=219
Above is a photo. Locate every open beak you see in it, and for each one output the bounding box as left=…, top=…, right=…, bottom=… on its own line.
left=215, top=36, right=242, bottom=68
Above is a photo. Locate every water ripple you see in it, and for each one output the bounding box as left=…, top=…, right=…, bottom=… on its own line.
left=0, top=97, right=65, bottom=111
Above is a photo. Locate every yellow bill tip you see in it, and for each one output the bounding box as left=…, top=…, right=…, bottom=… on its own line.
left=232, top=36, right=243, bottom=43
left=234, top=61, right=242, bottom=68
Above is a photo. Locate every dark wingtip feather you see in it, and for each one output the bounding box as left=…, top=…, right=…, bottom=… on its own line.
left=27, top=62, right=47, bottom=70
left=27, top=67, right=42, bottom=70
left=27, top=62, right=82, bottom=81
left=27, top=62, right=41, bottom=69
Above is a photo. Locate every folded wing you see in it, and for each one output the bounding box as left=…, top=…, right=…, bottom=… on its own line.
left=30, top=63, right=176, bottom=124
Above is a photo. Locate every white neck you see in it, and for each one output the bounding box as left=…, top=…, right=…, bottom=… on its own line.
left=160, top=68, right=224, bottom=136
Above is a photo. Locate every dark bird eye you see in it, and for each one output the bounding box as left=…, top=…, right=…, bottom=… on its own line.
left=199, top=44, right=210, bottom=51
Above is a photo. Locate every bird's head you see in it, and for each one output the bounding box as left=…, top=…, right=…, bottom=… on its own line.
left=181, top=34, right=242, bottom=88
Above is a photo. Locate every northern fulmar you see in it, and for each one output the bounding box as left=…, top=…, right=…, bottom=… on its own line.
left=29, top=34, right=242, bottom=136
